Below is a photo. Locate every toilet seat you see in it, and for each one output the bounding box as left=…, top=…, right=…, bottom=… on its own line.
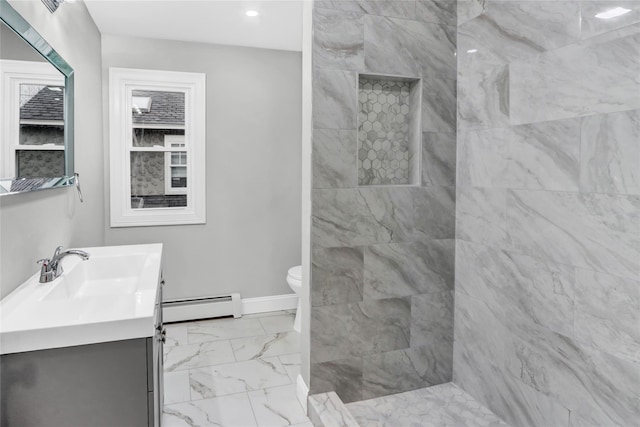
left=287, top=266, right=302, bottom=282
left=286, top=265, right=302, bottom=333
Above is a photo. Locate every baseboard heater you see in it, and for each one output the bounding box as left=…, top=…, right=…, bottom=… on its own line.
left=162, top=293, right=242, bottom=323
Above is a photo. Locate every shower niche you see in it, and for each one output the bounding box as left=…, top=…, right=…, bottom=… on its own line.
left=357, top=74, right=421, bottom=186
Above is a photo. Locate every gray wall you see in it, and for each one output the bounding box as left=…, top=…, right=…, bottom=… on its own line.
left=102, top=35, right=302, bottom=301
left=309, top=1, right=457, bottom=402
left=454, top=1, right=640, bottom=426
left=0, top=22, right=47, bottom=62
left=0, top=0, right=104, bottom=299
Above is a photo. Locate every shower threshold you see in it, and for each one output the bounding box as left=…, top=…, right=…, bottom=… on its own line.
left=309, top=382, right=510, bottom=427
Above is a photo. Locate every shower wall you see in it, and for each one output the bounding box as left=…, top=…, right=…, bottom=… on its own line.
left=454, top=1, right=640, bottom=426
left=310, top=1, right=457, bottom=402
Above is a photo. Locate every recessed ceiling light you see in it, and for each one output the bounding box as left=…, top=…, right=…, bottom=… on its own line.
left=467, top=49, right=478, bottom=54
left=595, top=7, right=632, bottom=19
left=245, top=10, right=259, bottom=17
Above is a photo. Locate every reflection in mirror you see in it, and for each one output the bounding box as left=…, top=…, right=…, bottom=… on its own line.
left=0, top=0, right=74, bottom=196
left=130, top=90, right=187, bottom=209
left=16, top=80, right=65, bottom=177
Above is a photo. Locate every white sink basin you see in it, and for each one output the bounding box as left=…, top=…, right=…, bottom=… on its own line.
left=0, top=244, right=163, bottom=355
left=43, top=253, right=148, bottom=300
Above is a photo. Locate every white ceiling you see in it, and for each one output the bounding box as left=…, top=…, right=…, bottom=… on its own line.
left=84, top=0, right=303, bottom=52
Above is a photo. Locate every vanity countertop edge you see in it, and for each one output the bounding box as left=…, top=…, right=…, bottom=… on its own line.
left=0, top=243, right=163, bottom=355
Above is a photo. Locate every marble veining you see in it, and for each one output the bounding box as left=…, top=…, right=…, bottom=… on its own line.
left=163, top=393, right=258, bottom=427
left=364, top=15, right=456, bottom=78
left=231, top=331, right=300, bottom=361
left=164, top=323, right=188, bottom=347
left=187, top=317, right=266, bottom=344
left=457, top=1, right=581, bottom=69
left=362, top=344, right=453, bottom=400
left=248, top=384, right=311, bottom=427
left=279, top=352, right=302, bottom=383
left=573, top=268, right=639, bottom=364
left=422, top=132, right=456, bottom=187
left=457, top=0, right=484, bottom=26
left=460, top=114, right=603, bottom=192
left=507, top=118, right=581, bottom=192
left=453, top=293, right=572, bottom=427
left=311, top=0, right=456, bottom=402
left=416, top=0, right=456, bottom=27
left=308, top=391, right=360, bottom=427
left=163, top=311, right=311, bottom=426
left=456, top=240, right=575, bottom=338
left=312, top=186, right=455, bottom=248
left=313, top=69, right=357, bottom=130
left=189, top=357, right=291, bottom=399
left=259, top=312, right=297, bottom=335
left=314, top=0, right=416, bottom=20
left=313, top=129, right=358, bottom=189
left=455, top=186, right=507, bottom=247
left=457, top=63, right=509, bottom=130
left=164, top=341, right=235, bottom=372
left=579, top=109, right=640, bottom=195
left=363, top=240, right=454, bottom=299
left=510, top=24, right=640, bottom=125
left=506, top=189, right=640, bottom=280
left=457, top=128, right=510, bottom=188
left=313, top=7, right=364, bottom=71
left=311, top=246, right=364, bottom=307
left=410, top=291, right=454, bottom=347
left=504, top=324, right=640, bottom=426
left=422, top=77, right=457, bottom=134
left=347, top=382, right=509, bottom=427
left=311, top=297, right=411, bottom=364
left=311, top=357, right=364, bottom=403
left=455, top=2, right=640, bottom=426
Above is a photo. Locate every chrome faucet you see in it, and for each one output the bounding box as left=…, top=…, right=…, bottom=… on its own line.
left=37, top=246, right=90, bottom=283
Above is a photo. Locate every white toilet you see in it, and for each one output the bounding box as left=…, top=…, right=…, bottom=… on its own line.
left=286, top=265, right=302, bottom=333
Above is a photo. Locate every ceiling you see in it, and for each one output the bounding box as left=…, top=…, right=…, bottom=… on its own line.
left=84, top=0, right=303, bottom=52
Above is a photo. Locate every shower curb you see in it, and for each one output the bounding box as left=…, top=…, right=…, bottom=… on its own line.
left=308, top=391, right=360, bottom=427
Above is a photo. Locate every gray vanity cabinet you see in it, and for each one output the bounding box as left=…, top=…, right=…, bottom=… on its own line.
left=0, top=281, right=164, bottom=427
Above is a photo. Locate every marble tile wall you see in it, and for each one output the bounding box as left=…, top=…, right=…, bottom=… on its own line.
left=454, top=1, right=640, bottom=426
left=311, top=0, right=457, bottom=403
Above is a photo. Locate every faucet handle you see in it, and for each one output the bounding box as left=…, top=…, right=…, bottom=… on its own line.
left=52, top=246, right=63, bottom=258
left=37, top=258, right=55, bottom=283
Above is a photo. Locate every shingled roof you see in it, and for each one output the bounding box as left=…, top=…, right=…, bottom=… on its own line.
left=132, top=90, right=185, bottom=126
left=20, top=86, right=64, bottom=122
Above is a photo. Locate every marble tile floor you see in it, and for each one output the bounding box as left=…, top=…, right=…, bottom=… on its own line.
left=162, top=310, right=313, bottom=427
left=346, top=383, right=510, bottom=427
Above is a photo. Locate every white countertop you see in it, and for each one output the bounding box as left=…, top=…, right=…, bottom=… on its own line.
left=0, top=243, right=163, bottom=355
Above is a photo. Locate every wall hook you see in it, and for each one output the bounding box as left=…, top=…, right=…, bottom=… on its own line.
left=74, top=172, right=84, bottom=203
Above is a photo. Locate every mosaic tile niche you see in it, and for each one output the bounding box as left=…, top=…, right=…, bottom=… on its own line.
left=358, top=76, right=420, bottom=186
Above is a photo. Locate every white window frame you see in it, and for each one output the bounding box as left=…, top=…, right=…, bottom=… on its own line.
left=0, top=59, right=65, bottom=177
left=163, top=134, right=187, bottom=195
left=109, top=67, right=206, bottom=227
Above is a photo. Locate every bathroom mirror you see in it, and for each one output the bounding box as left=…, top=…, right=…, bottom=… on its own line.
left=0, top=0, right=74, bottom=195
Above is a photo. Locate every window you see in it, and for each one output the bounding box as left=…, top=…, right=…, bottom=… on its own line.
left=164, top=135, right=187, bottom=195
left=0, top=60, right=65, bottom=178
left=109, top=68, right=205, bottom=227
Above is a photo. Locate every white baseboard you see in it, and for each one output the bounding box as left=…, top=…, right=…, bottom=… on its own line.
left=163, top=293, right=241, bottom=323
left=296, top=374, right=309, bottom=413
left=163, top=293, right=298, bottom=323
left=241, top=293, right=298, bottom=315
